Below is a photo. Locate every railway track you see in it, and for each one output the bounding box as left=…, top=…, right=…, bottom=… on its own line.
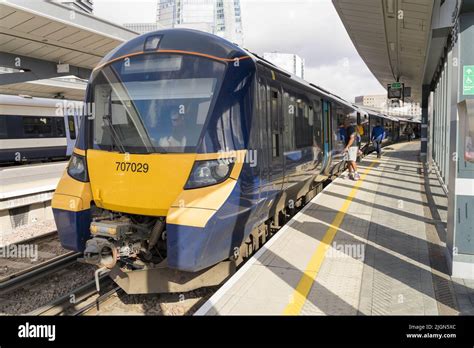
left=0, top=251, right=81, bottom=295
left=9, top=230, right=57, bottom=246
left=29, top=275, right=121, bottom=316
left=70, top=285, right=122, bottom=316
left=0, top=231, right=71, bottom=278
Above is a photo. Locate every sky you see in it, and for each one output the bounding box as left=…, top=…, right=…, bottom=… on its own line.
left=93, top=0, right=386, bottom=102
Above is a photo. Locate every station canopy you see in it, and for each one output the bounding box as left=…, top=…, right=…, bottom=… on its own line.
left=0, top=0, right=138, bottom=99
left=333, top=0, right=436, bottom=103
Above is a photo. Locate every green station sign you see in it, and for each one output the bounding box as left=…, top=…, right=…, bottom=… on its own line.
left=391, top=82, right=402, bottom=89
left=463, top=65, right=474, bottom=95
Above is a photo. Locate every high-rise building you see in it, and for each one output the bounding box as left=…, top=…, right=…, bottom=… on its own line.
left=156, top=0, right=243, bottom=46
left=56, top=0, right=94, bottom=14
left=262, top=52, right=305, bottom=79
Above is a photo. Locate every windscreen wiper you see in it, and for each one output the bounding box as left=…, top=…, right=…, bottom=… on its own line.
left=103, top=93, right=126, bottom=153
left=103, top=114, right=126, bottom=153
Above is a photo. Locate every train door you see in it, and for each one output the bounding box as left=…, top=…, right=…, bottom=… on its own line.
left=322, top=100, right=332, bottom=169
left=64, top=113, right=78, bottom=156
left=269, top=87, right=284, bottom=191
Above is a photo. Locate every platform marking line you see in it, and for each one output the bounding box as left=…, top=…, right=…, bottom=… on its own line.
left=283, top=160, right=378, bottom=315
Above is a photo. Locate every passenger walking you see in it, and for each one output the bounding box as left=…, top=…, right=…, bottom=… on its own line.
left=343, top=118, right=360, bottom=181
left=371, top=121, right=385, bottom=158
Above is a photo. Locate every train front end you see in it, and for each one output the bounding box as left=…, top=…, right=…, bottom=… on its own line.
left=51, top=29, right=256, bottom=293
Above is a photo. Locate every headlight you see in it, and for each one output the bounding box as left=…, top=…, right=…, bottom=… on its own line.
left=68, top=153, right=89, bottom=182
left=184, top=159, right=234, bottom=189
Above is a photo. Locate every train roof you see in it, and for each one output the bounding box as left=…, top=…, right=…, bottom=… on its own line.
left=97, top=28, right=356, bottom=114
left=250, top=53, right=356, bottom=111
left=99, top=28, right=248, bottom=69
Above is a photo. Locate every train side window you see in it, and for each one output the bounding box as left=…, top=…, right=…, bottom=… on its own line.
left=56, top=118, right=66, bottom=137
left=0, top=117, right=7, bottom=139
left=22, top=116, right=53, bottom=138
left=295, top=99, right=312, bottom=148
left=68, top=116, right=76, bottom=139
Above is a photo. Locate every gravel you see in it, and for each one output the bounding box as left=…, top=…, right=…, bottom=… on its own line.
left=1, top=219, right=57, bottom=247
left=0, top=234, right=68, bottom=278
left=0, top=263, right=96, bottom=315
left=83, top=286, right=218, bottom=316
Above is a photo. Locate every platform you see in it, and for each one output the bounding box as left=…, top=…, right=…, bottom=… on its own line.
left=195, top=142, right=474, bottom=315
left=0, top=162, right=66, bottom=236
left=0, top=162, right=67, bottom=199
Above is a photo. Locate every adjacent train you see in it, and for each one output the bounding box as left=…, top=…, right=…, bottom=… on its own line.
left=52, top=29, right=420, bottom=294
left=0, top=95, right=80, bottom=164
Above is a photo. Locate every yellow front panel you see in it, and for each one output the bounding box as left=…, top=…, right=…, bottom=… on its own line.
left=87, top=150, right=196, bottom=216
left=171, top=178, right=237, bottom=210
left=53, top=171, right=93, bottom=211
left=167, top=206, right=216, bottom=228
left=52, top=194, right=83, bottom=212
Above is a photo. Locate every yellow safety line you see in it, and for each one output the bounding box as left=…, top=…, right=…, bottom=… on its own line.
left=283, top=160, right=378, bottom=315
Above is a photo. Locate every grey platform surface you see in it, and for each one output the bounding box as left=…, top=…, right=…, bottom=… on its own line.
left=0, top=162, right=66, bottom=199
left=195, top=142, right=474, bottom=315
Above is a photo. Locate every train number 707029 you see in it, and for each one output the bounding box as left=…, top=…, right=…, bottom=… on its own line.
left=115, top=161, right=149, bottom=173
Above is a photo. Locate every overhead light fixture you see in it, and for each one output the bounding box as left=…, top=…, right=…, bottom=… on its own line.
left=387, top=0, right=395, bottom=14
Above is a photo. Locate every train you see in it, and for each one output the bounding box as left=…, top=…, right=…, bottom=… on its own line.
left=51, top=29, right=421, bottom=294
left=0, top=95, right=81, bottom=164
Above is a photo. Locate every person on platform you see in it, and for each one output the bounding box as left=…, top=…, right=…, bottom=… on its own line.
left=343, top=118, right=360, bottom=181
left=371, top=121, right=385, bottom=159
